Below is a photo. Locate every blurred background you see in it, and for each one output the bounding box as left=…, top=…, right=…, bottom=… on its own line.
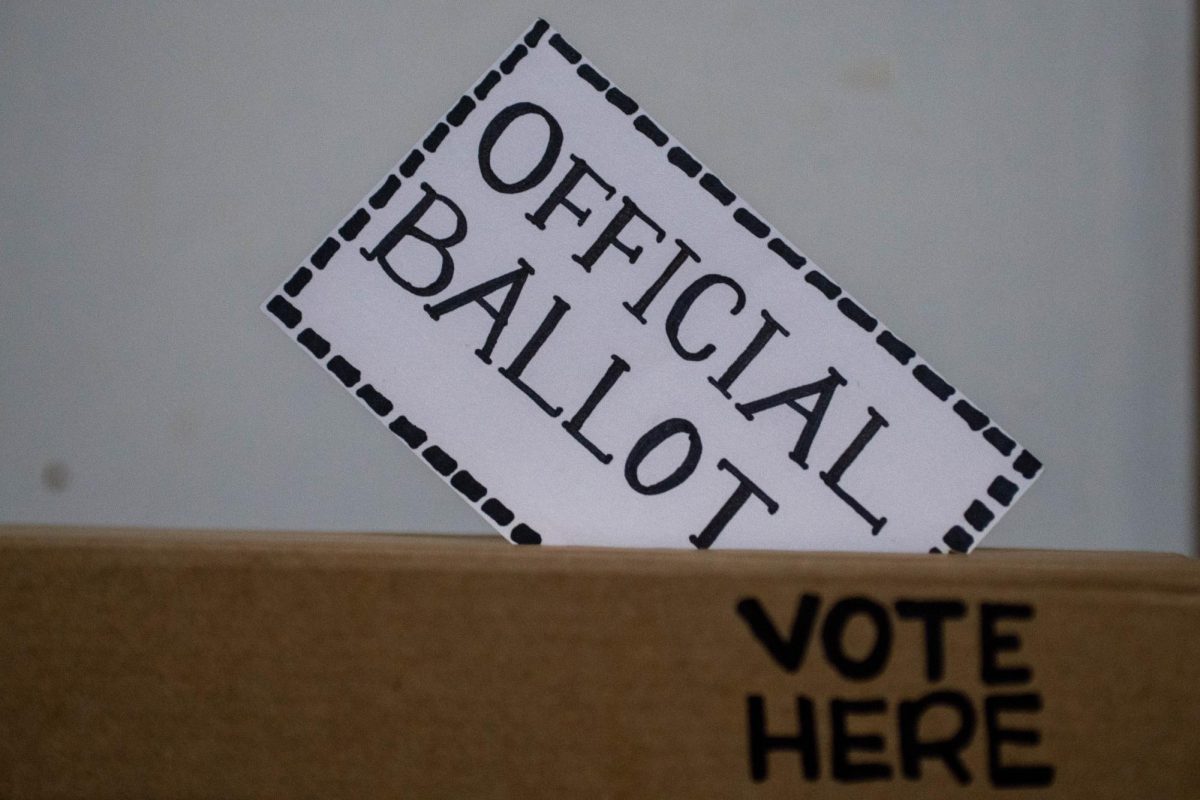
left=1, top=1, right=1193, bottom=553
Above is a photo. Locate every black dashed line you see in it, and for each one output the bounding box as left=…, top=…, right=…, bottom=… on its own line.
left=943, top=526, right=974, bottom=553
left=326, top=355, right=360, bottom=387
left=699, top=173, right=735, bottom=205
left=666, top=146, right=701, bottom=177
left=913, top=364, right=954, bottom=401
left=605, top=87, right=637, bottom=115
left=548, top=33, right=581, bottom=64
left=964, top=500, right=994, bottom=532
left=311, top=237, right=340, bottom=269
left=633, top=115, right=667, bottom=146
left=1013, top=450, right=1042, bottom=479
left=399, top=150, right=424, bottom=178
left=369, top=175, right=400, bottom=210
left=474, top=70, right=501, bottom=100
left=953, top=399, right=989, bottom=431
left=450, top=470, right=487, bottom=502
left=511, top=523, right=542, bottom=545
left=338, top=208, right=370, bottom=241
left=482, top=498, right=515, bottom=526
left=577, top=63, right=609, bottom=91
left=297, top=327, right=330, bottom=359
left=984, top=427, right=1016, bottom=456
left=423, top=122, right=450, bottom=153
left=525, top=24, right=1040, bottom=505
left=283, top=267, right=312, bottom=298
left=267, top=295, right=301, bottom=328
left=389, top=415, right=427, bottom=449
left=277, top=27, right=1035, bottom=552
left=524, top=18, right=549, bottom=48
left=356, top=384, right=394, bottom=417
left=875, top=330, right=914, bottom=364
left=733, top=208, right=769, bottom=238
left=422, top=445, right=457, bottom=476
left=837, top=297, right=877, bottom=332
left=804, top=270, right=842, bottom=300
left=549, top=26, right=1036, bottom=506
left=987, top=476, right=1018, bottom=506
left=536, top=29, right=1038, bottom=499
left=500, top=43, right=528, bottom=74
left=767, top=238, right=806, bottom=269
left=447, top=95, right=476, bottom=126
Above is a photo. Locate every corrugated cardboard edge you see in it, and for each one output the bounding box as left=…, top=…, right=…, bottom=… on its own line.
left=0, top=524, right=1194, bottom=589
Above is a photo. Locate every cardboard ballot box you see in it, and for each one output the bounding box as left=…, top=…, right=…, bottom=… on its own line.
left=0, top=526, right=1196, bottom=798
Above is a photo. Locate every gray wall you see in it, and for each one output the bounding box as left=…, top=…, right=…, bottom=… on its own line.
left=1, top=1, right=1193, bottom=553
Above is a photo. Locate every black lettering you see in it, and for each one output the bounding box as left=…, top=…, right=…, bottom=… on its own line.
left=985, top=694, right=1054, bottom=788
left=478, top=102, right=563, bottom=194
left=895, top=599, right=967, bottom=682
left=747, top=695, right=819, bottom=782
left=736, top=368, right=847, bottom=469
left=361, top=182, right=466, bottom=297
left=622, top=239, right=700, bottom=324
left=898, top=690, right=976, bottom=784
left=821, top=597, right=892, bottom=680
left=525, top=154, right=615, bottom=230
left=819, top=406, right=890, bottom=535
left=665, top=274, right=747, bottom=361
left=572, top=195, right=665, bottom=272
left=423, top=259, right=533, bottom=364
left=735, top=594, right=821, bottom=672
left=708, top=309, right=790, bottom=398
left=562, top=355, right=631, bottom=463
left=980, top=603, right=1034, bottom=685
left=830, top=699, right=892, bottom=782
left=689, top=459, right=779, bottom=549
left=497, top=295, right=571, bottom=417
left=623, top=418, right=702, bottom=495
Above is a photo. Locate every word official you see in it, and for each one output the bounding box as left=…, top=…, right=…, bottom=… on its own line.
left=360, top=101, right=894, bottom=548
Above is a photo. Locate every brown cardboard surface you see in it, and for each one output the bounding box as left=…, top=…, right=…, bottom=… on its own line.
left=0, top=524, right=1197, bottom=798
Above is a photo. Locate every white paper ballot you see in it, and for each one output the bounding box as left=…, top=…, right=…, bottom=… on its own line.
left=263, top=19, right=1042, bottom=552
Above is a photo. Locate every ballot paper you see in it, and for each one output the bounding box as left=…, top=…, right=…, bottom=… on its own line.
left=262, top=19, right=1042, bottom=552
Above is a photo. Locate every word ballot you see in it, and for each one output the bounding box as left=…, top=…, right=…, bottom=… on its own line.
left=263, top=19, right=1042, bottom=551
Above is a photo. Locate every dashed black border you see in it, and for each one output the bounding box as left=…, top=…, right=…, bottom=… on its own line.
left=266, top=18, right=554, bottom=546
left=267, top=17, right=1042, bottom=553
left=269, top=292, right=545, bottom=546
